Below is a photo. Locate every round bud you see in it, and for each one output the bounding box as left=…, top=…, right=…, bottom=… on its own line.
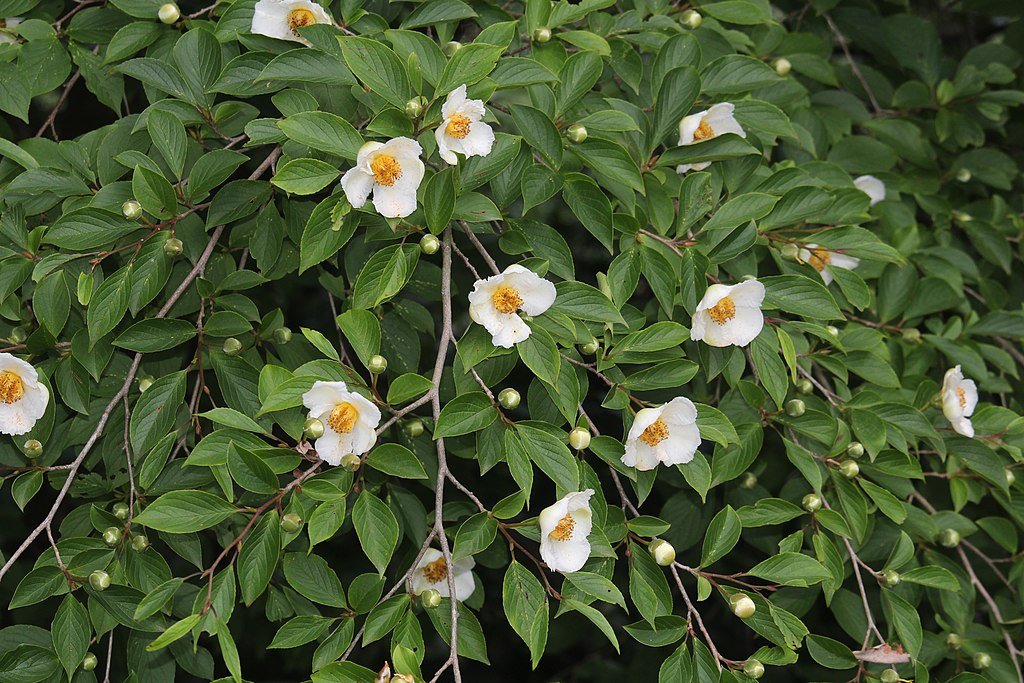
left=89, top=570, right=111, bottom=591
left=103, top=526, right=122, bottom=546
left=581, top=339, right=600, bottom=355
left=138, top=377, right=153, bottom=392
left=420, top=234, right=440, bottom=255
left=902, top=328, right=922, bottom=343
left=532, top=26, right=552, bottom=43
left=785, top=399, right=805, bottom=418
left=839, top=460, right=860, bottom=479
left=158, top=2, right=180, bottom=23
left=846, top=441, right=865, bottom=458
left=730, top=594, right=756, bottom=619
left=341, top=453, right=361, bottom=471
left=1006, top=469, right=1016, bottom=486
left=796, top=378, right=813, bottom=395
left=82, top=653, right=98, bottom=672
left=23, top=439, right=42, bottom=458
left=569, top=427, right=591, bottom=451
left=773, top=58, right=792, bottom=76
left=121, top=199, right=143, bottom=220
left=223, top=337, right=243, bottom=356
left=368, top=354, right=388, bottom=375
left=403, top=98, right=423, bottom=118
left=131, top=534, right=150, bottom=551
left=649, top=538, right=676, bottom=566
left=779, top=243, right=800, bottom=260
left=882, top=570, right=901, bottom=587
left=973, top=652, right=991, bottom=670
left=112, top=502, right=130, bottom=520
left=405, top=418, right=425, bottom=438
left=566, top=123, right=588, bottom=144
left=945, top=633, right=962, bottom=650
left=303, top=417, right=325, bottom=440
left=273, top=327, right=292, bottom=345
left=443, top=41, right=462, bottom=57
left=421, top=588, right=442, bottom=608
left=938, top=528, right=961, bottom=548
left=879, top=669, right=900, bottom=683
left=8, top=327, right=26, bottom=343
left=740, top=471, right=758, bottom=489
left=742, top=659, right=765, bottom=679
left=281, top=513, right=303, bottom=533
left=498, top=388, right=521, bottom=410
left=953, top=211, right=972, bottom=223
left=825, top=325, right=839, bottom=337
left=163, top=237, right=183, bottom=257
left=802, top=493, right=822, bottom=512
left=956, top=168, right=971, bottom=183
left=681, top=9, right=702, bottom=28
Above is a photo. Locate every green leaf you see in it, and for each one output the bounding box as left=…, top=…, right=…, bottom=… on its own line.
left=761, top=275, right=843, bottom=320
left=453, top=512, right=498, bottom=561
left=748, top=553, right=832, bottom=587
left=129, top=371, right=186, bottom=454
left=114, top=318, right=196, bottom=352
left=52, top=595, right=90, bottom=678
left=146, top=614, right=202, bottom=651
left=436, top=43, right=504, bottom=94
left=364, top=443, right=428, bottom=479
left=278, top=111, right=363, bottom=160
left=434, top=392, right=498, bottom=438
left=87, top=265, right=133, bottom=345
left=564, top=571, right=627, bottom=610
left=352, top=490, right=399, bottom=574
left=283, top=552, right=346, bottom=608
left=550, top=281, right=624, bottom=324
left=134, top=489, right=237, bottom=533
left=271, top=158, right=341, bottom=195
left=339, top=36, right=411, bottom=109
left=509, top=104, right=563, bottom=169
left=701, top=505, right=741, bottom=566
left=351, top=244, right=420, bottom=309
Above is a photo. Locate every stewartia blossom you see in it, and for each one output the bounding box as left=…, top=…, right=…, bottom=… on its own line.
left=539, top=489, right=594, bottom=573
left=301, top=381, right=381, bottom=465
left=676, top=103, right=746, bottom=173
left=0, top=18, right=22, bottom=45
left=435, top=84, right=495, bottom=165
left=468, top=264, right=556, bottom=348
left=408, top=548, right=475, bottom=601
left=798, top=243, right=860, bottom=286
left=942, top=365, right=978, bottom=438
left=250, top=0, right=331, bottom=45
left=690, top=280, right=765, bottom=348
left=0, top=353, right=48, bottom=436
left=853, top=175, right=886, bottom=206
left=341, top=138, right=425, bottom=219
left=622, top=397, right=701, bottom=471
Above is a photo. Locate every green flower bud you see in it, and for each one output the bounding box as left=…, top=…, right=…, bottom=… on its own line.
left=82, top=653, right=98, bottom=672
left=131, top=534, right=150, bottom=551
left=163, top=237, right=183, bottom=257
left=89, top=570, right=111, bottom=591
left=879, top=669, right=900, bottom=683
left=340, top=453, right=361, bottom=471
left=420, top=233, right=440, bottom=255
left=421, top=588, right=442, bottom=608
left=368, top=354, right=388, bottom=374
left=796, top=378, right=813, bottom=394
left=773, top=58, right=792, bottom=76
left=681, top=9, right=702, bottom=28
left=825, top=325, right=839, bottom=337
left=532, top=26, right=551, bottom=43
left=405, top=419, right=425, bottom=438
left=303, top=417, right=325, bottom=440
left=740, top=471, right=758, bottom=489
left=404, top=98, right=423, bottom=118
left=938, top=528, right=961, bottom=548
left=139, top=377, right=153, bottom=392
left=581, top=339, right=600, bottom=355
left=158, top=2, right=180, bottom=23
left=498, top=388, right=521, bottom=410
left=780, top=243, right=800, bottom=260
left=902, top=328, right=922, bottom=343
left=846, top=441, right=865, bottom=458
left=443, top=41, right=461, bottom=57
left=566, top=123, right=588, bottom=143
left=112, top=502, right=130, bottom=520
left=839, top=460, right=860, bottom=479
left=882, top=570, right=900, bottom=587
left=730, top=593, right=756, bottom=619
left=945, top=633, right=962, bottom=650
left=223, top=337, right=243, bottom=356
left=956, top=168, right=971, bottom=183
left=742, top=659, right=765, bottom=679
left=8, top=326, right=27, bottom=343
left=649, top=538, right=676, bottom=566
left=802, top=493, right=822, bottom=512
left=23, top=439, right=42, bottom=458
left=785, top=399, right=805, bottom=417
left=103, top=526, right=122, bottom=546
left=121, top=199, right=143, bottom=220
left=281, top=513, right=303, bottom=533
left=973, top=652, right=991, bottom=669
left=568, top=427, right=591, bottom=451
left=1006, top=469, right=1016, bottom=486
left=273, top=327, right=292, bottom=345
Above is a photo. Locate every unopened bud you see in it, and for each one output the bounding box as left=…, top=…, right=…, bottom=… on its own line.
left=131, top=534, right=150, bottom=551
left=730, top=593, right=756, bottom=619
left=785, top=399, right=805, bottom=417
left=802, top=493, right=822, bottom=512
left=742, top=659, right=765, bottom=679
left=23, top=439, right=42, bottom=458
left=569, top=427, right=591, bottom=451
left=973, top=652, right=991, bottom=669
left=89, top=570, right=111, bottom=591
left=421, top=588, right=442, bottom=608
left=902, top=328, right=921, bottom=343
left=681, top=9, right=702, bottom=29
left=938, top=528, right=961, bottom=548
left=956, top=168, right=971, bottom=183
left=404, top=98, right=423, bottom=118
left=82, top=653, right=98, bottom=672
left=649, top=538, right=676, bottom=566
left=1006, top=469, right=1016, bottom=486
left=112, top=502, right=130, bottom=520
left=163, top=237, right=183, bottom=257
left=102, top=526, right=122, bottom=546
left=945, top=633, right=962, bottom=650
left=281, top=513, right=303, bottom=533
left=825, top=325, right=840, bottom=337
left=122, top=199, right=143, bottom=220
left=303, top=417, right=325, bottom=440
left=566, top=124, right=588, bottom=143
left=532, top=27, right=551, bottom=43
left=846, top=441, right=865, bottom=458
left=839, top=460, right=860, bottom=479
left=273, top=327, right=292, bottom=345
left=420, top=233, right=440, bottom=255
left=796, top=378, right=813, bottom=394
left=581, top=340, right=599, bottom=355
left=443, top=41, right=461, bottom=57
left=368, top=354, right=388, bottom=375
left=340, top=453, right=361, bottom=471
left=879, top=669, right=899, bottom=683
left=223, top=337, right=243, bottom=355
left=780, top=243, right=800, bottom=260
left=405, top=419, right=425, bottom=438
left=139, top=377, right=154, bottom=392
left=773, top=58, right=791, bottom=76
left=158, top=2, right=180, bottom=23
left=498, top=388, right=520, bottom=410
left=740, top=472, right=757, bottom=489
left=882, top=570, right=900, bottom=587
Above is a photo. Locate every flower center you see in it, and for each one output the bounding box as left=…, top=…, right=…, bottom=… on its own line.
left=0, top=371, right=24, bottom=404
left=491, top=286, right=523, bottom=314
left=370, top=154, right=402, bottom=187
left=422, top=557, right=448, bottom=583
left=327, top=402, right=359, bottom=434
left=693, top=118, right=715, bottom=141
left=549, top=514, right=575, bottom=542
left=956, top=387, right=967, bottom=409
left=287, top=8, right=317, bottom=34
left=707, top=297, right=736, bottom=325
left=445, top=114, right=472, bottom=140
left=639, top=417, right=670, bottom=447
left=807, top=248, right=831, bottom=272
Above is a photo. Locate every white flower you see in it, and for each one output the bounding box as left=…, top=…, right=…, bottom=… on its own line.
left=301, top=381, right=381, bottom=465
left=539, top=489, right=594, bottom=574
left=250, top=0, right=331, bottom=45
left=0, top=353, right=48, bottom=436
left=622, top=397, right=701, bottom=471
left=341, top=138, right=425, bottom=219
left=941, top=365, right=978, bottom=438
left=435, top=84, right=495, bottom=165
left=676, top=103, right=746, bottom=174
left=0, top=18, right=22, bottom=45
left=468, top=264, right=556, bottom=348
left=690, top=280, right=765, bottom=348
left=853, top=175, right=886, bottom=206
left=797, top=243, right=860, bottom=286
left=408, top=548, right=475, bottom=601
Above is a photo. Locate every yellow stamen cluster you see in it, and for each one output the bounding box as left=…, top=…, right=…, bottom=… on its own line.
left=327, top=402, right=359, bottom=434
left=693, top=118, right=715, bottom=141
left=956, top=387, right=967, bottom=409
left=707, top=297, right=736, bottom=325
left=287, top=8, right=316, bottom=34
left=549, top=514, right=575, bottom=541
left=491, top=286, right=523, bottom=314
left=0, top=370, right=24, bottom=404
left=807, top=248, right=831, bottom=272
left=422, top=557, right=448, bottom=583
left=445, top=114, right=472, bottom=139
left=371, top=154, right=402, bottom=186
left=639, top=417, right=670, bottom=447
